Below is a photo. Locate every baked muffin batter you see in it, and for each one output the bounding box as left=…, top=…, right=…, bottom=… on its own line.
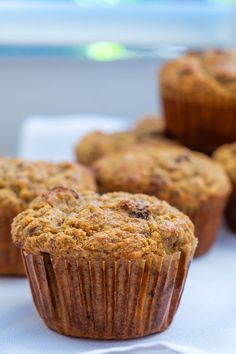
left=93, top=146, right=230, bottom=209
left=12, top=186, right=196, bottom=259
left=0, top=158, right=96, bottom=275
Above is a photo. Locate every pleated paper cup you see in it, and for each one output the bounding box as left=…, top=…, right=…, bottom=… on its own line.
left=0, top=214, right=25, bottom=276
left=161, top=93, right=236, bottom=154
left=184, top=195, right=228, bottom=257
left=22, top=244, right=196, bottom=339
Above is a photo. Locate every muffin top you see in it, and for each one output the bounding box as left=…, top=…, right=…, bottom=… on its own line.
left=12, top=186, right=196, bottom=259
left=93, top=146, right=231, bottom=209
left=76, top=129, right=177, bottom=166
left=159, top=49, right=236, bottom=99
left=0, top=158, right=96, bottom=215
left=75, top=131, right=136, bottom=166
left=134, top=116, right=166, bottom=140
left=213, top=143, right=236, bottom=186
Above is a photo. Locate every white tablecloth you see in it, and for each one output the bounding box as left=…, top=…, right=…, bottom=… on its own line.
left=1, top=115, right=236, bottom=354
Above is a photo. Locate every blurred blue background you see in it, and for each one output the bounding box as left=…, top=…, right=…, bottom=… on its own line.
left=0, top=0, right=235, bottom=155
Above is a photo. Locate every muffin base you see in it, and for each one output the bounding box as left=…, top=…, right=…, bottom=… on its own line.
left=0, top=215, right=25, bottom=276
left=22, top=245, right=195, bottom=339
left=162, top=94, right=236, bottom=154
left=186, top=195, right=228, bottom=257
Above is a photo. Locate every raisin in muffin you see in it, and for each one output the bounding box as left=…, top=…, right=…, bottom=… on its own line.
left=93, top=146, right=231, bottom=256
left=0, top=158, right=96, bottom=275
left=159, top=49, right=236, bottom=153
left=12, top=187, right=196, bottom=339
left=213, top=143, right=236, bottom=231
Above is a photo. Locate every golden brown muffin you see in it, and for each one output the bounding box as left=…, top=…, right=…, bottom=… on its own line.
left=76, top=128, right=177, bottom=166
left=133, top=116, right=166, bottom=140
left=93, top=145, right=231, bottom=256
left=213, top=143, right=236, bottom=231
left=0, top=158, right=96, bottom=275
left=12, top=186, right=196, bottom=339
left=159, top=49, right=236, bottom=153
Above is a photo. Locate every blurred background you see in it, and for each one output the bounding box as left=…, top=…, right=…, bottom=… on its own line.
left=0, top=0, right=235, bottom=156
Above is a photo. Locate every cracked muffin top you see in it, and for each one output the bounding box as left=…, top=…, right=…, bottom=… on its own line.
left=93, top=146, right=231, bottom=209
left=12, top=186, right=196, bottom=258
left=0, top=158, right=96, bottom=215
left=160, top=49, right=236, bottom=99
left=76, top=129, right=177, bottom=166
left=213, top=143, right=236, bottom=186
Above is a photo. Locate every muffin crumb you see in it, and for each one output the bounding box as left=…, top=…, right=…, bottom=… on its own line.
left=12, top=187, right=196, bottom=259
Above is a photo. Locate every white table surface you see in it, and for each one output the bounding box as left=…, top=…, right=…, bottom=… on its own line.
left=1, top=115, right=235, bottom=354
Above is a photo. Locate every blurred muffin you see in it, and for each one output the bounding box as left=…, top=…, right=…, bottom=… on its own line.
left=213, top=143, right=236, bottom=231
left=12, top=187, right=196, bottom=339
left=93, top=146, right=231, bottom=256
left=133, top=116, right=166, bottom=140
left=76, top=128, right=177, bottom=166
left=159, top=49, right=236, bottom=153
left=75, top=131, right=136, bottom=166
left=0, top=158, right=96, bottom=275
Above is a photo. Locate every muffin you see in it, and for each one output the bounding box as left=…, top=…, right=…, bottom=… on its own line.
left=133, top=116, right=166, bottom=140
left=12, top=187, right=196, bottom=339
left=76, top=129, right=177, bottom=166
left=0, top=158, right=96, bottom=275
left=75, top=131, right=136, bottom=166
left=93, top=146, right=231, bottom=256
left=159, top=49, right=236, bottom=153
left=213, top=143, right=236, bottom=231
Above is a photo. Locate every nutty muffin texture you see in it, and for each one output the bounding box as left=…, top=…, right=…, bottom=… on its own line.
left=93, top=146, right=231, bottom=210
left=160, top=49, right=236, bottom=99
left=213, top=143, right=236, bottom=185
left=12, top=187, right=196, bottom=259
left=0, top=158, right=96, bottom=212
